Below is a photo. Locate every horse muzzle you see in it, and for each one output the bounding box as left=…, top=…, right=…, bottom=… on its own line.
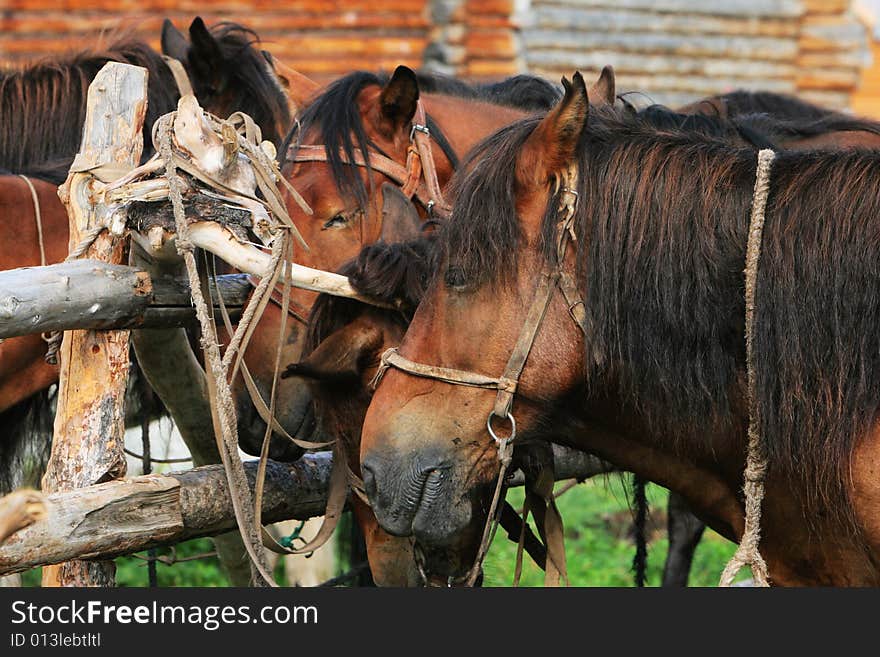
left=362, top=445, right=477, bottom=546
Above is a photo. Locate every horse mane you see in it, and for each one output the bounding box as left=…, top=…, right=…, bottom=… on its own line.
left=305, top=236, right=438, bottom=354
left=475, top=74, right=562, bottom=111
left=442, top=104, right=880, bottom=525
left=0, top=35, right=178, bottom=184
left=282, top=70, right=559, bottom=208
left=719, top=89, right=839, bottom=121
left=635, top=104, right=779, bottom=149
left=199, top=22, right=291, bottom=148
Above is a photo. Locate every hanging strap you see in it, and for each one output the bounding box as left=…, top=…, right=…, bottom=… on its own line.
left=162, top=55, right=195, bottom=98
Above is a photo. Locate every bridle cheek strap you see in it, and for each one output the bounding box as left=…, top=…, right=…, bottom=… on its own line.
left=369, top=167, right=582, bottom=587
left=286, top=101, right=451, bottom=219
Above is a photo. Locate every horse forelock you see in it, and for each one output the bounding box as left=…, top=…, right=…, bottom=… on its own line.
left=282, top=71, right=384, bottom=210
left=305, top=236, right=438, bottom=355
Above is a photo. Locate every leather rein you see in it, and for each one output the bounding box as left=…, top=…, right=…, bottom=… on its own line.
left=370, top=164, right=586, bottom=585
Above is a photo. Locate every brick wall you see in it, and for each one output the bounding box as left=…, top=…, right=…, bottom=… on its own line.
left=0, top=0, right=873, bottom=110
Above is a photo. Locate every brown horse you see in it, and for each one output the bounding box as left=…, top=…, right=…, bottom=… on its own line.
left=0, top=18, right=291, bottom=493
left=359, top=73, right=880, bottom=586
left=234, top=65, right=598, bottom=462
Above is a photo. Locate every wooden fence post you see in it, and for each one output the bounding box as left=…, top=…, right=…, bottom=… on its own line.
left=41, top=62, right=148, bottom=587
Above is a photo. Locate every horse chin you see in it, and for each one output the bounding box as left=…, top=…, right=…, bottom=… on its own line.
left=235, top=383, right=319, bottom=462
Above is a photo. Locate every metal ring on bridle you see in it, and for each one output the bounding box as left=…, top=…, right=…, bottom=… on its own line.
left=410, top=123, right=430, bottom=140
left=487, top=411, right=516, bottom=445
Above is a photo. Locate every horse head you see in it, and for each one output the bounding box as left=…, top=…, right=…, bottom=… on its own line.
left=236, top=66, right=535, bottom=460
left=160, top=17, right=291, bottom=148
left=357, top=77, right=592, bottom=579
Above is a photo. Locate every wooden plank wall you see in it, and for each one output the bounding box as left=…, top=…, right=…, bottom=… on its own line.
left=0, top=1, right=874, bottom=111
left=852, top=40, right=880, bottom=116
left=519, top=0, right=871, bottom=110
left=0, top=1, right=433, bottom=82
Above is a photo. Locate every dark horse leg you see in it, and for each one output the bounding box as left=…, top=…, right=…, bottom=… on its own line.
left=661, top=490, right=706, bottom=587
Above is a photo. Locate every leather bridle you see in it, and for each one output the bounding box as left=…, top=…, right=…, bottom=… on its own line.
left=257, top=100, right=456, bottom=321
left=369, top=164, right=586, bottom=585
left=285, top=99, right=453, bottom=221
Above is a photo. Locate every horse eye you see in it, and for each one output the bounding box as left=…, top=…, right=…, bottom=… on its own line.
left=444, top=265, right=469, bottom=290
left=322, top=214, right=348, bottom=230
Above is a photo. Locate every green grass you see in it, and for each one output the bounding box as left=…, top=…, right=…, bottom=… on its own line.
left=481, top=478, right=746, bottom=587
left=19, top=479, right=744, bottom=587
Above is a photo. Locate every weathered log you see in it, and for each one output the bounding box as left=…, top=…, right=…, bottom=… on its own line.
left=184, top=222, right=388, bottom=305
left=129, top=239, right=253, bottom=586
left=0, top=489, right=46, bottom=545
left=0, top=454, right=331, bottom=576
left=41, top=62, right=147, bottom=587
left=0, top=447, right=613, bottom=576
left=0, top=260, right=252, bottom=339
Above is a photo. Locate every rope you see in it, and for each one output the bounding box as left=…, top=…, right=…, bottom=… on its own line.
left=19, top=175, right=46, bottom=267
left=154, top=113, right=277, bottom=587
left=719, top=147, right=775, bottom=588
left=139, top=389, right=159, bottom=588
left=18, top=173, right=66, bottom=367
left=123, top=448, right=192, bottom=464
left=463, top=438, right=514, bottom=586
left=65, top=226, right=106, bottom=261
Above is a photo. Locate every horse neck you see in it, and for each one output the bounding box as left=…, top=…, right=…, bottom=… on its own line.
left=783, top=130, right=880, bottom=151
left=420, top=93, right=528, bottom=183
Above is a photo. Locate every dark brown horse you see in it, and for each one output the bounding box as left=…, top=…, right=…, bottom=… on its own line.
left=675, top=88, right=880, bottom=150
left=0, top=18, right=291, bottom=493
left=286, top=83, right=880, bottom=586
left=359, top=73, right=880, bottom=586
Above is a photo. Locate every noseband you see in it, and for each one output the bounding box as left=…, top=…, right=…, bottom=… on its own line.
left=370, top=163, right=586, bottom=585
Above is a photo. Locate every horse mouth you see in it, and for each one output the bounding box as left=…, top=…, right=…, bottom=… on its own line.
left=415, top=541, right=482, bottom=587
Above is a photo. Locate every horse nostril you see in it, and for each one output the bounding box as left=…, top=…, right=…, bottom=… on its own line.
left=361, top=461, right=378, bottom=498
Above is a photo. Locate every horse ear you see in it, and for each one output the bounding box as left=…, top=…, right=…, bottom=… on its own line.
left=378, top=66, right=420, bottom=137
left=282, top=321, right=384, bottom=384
left=161, top=19, right=190, bottom=61
left=188, top=16, right=228, bottom=91
left=380, top=183, right=423, bottom=242
left=272, top=58, right=321, bottom=115
left=519, top=71, right=589, bottom=185
left=588, top=65, right=615, bottom=106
